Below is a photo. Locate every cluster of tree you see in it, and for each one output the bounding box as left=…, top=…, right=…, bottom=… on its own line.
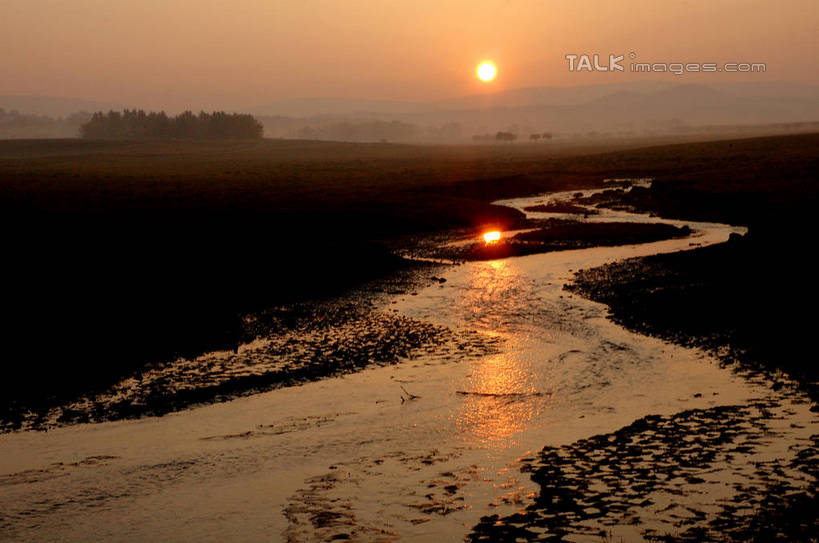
left=528, top=132, right=553, bottom=141
left=0, top=108, right=90, bottom=139
left=472, top=131, right=554, bottom=143
left=470, top=132, right=513, bottom=143
left=80, top=110, right=264, bottom=140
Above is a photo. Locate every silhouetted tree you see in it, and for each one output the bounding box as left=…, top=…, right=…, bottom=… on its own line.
left=529, top=133, right=542, bottom=141
left=496, top=131, right=517, bottom=142
left=80, top=110, right=263, bottom=140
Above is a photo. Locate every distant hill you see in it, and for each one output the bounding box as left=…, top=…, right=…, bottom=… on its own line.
left=0, top=95, right=123, bottom=117
left=246, top=82, right=683, bottom=118
left=246, top=97, right=430, bottom=117
left=246, top=81, right=819, bottom=120
left=430, top=81, right=680, bottom=111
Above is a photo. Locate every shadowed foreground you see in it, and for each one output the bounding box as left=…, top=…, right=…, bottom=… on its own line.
left=2, top=134, right=817, bottom=428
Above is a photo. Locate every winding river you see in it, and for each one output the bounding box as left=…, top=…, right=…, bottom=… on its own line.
left=1, top=189, right=815, bottom=542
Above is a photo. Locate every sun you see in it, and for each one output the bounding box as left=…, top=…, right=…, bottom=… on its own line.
left=476, top=61, right=497, bottom=82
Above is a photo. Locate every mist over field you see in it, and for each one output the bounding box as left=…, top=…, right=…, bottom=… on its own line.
left=252, top=81, right=819, bottom=142
left=3, top=80, right=819, bottom=141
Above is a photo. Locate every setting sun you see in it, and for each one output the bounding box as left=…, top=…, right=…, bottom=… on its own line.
left=476, top=62, right=497, bottom=82
left=483, top=230, right=501, bottom=243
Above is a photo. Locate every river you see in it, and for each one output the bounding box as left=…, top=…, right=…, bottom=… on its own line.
left=1, top=188, right=815, bottom=542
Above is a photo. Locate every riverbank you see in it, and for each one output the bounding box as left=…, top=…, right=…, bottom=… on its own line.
left=0, top=262, right=502, bottom=432
left=561, top=132, right=819, bottom=402
left=568, top=236, right=819, bottom=403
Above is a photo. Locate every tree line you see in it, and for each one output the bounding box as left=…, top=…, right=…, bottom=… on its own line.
left=80, top=110, right=264, bottom=140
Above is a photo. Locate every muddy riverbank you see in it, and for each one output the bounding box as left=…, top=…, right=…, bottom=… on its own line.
left=568, top=237, right=819, bottom=404
left=566, top=168, right=819, bottom=403
left=0, top=263, right=502, bottom=433
left=469, top=391, right=818, bottom=542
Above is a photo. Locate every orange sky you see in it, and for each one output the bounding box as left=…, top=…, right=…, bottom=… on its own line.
left=1, top=0, right=817, bottom=110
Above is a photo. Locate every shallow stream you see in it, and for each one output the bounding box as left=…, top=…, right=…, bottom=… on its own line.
left=1, top=189, right=815, bottom=542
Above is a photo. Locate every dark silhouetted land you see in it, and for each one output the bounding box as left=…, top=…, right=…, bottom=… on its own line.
left=1, top=133, right=817, bottom=425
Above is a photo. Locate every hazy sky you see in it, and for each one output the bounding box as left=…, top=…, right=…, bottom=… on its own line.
left=2, top=0, right=817, bottom=111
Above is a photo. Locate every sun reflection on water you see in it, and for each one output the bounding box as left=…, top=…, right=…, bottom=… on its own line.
left=454, top=258, right=550, bottom=443
left=459, top=259, right=528, bottom=334
left=455, top=354, right=547, bottom=443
